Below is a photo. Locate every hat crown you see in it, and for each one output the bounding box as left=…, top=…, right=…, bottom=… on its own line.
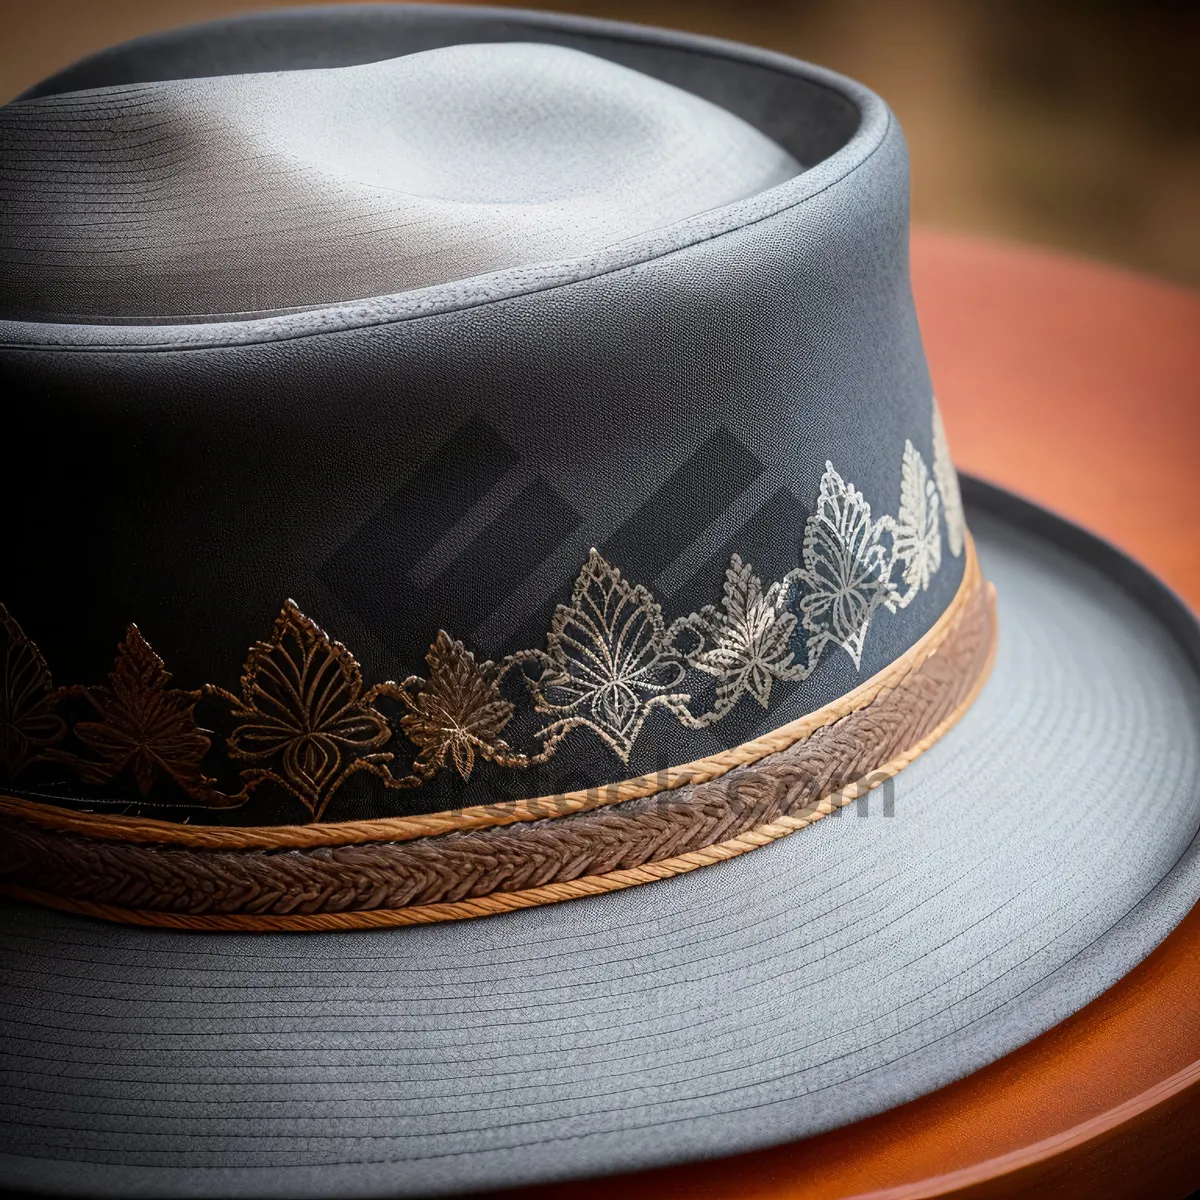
left=0, top=42, right=798, bottom=321
left=0, top=4, right=963, bottom=828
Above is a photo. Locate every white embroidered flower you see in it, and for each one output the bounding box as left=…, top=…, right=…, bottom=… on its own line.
left=932, top=401, right=966, bottom=557
left=890, top=439, right=942, bottom=607
left=508, top=433, right=959, bottom=766
left=527, top=550, right=689, bottom=762
left=679, top=554, right=800, bottom=724
left=794, top=462, right=895, bottom=669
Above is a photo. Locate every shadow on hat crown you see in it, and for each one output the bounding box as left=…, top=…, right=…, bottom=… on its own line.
left=0, top=42, right=800, bottom=322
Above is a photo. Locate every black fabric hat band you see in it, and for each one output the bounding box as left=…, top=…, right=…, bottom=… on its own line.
left=0, top=541, right=994, bottom=929
left=0, top=409, right=995, bottom=930
left=0, top=420, right=974, bottom=822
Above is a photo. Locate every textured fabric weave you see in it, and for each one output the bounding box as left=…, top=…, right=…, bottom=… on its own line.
left=0, top=4, right=961, bottom=819
left=1, top=495, right=1198, bottom=1196
left=0, top=42, right=799, bottom=321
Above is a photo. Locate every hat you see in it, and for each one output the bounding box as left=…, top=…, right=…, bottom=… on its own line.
left=0, top=5, right=1197, bottom=1197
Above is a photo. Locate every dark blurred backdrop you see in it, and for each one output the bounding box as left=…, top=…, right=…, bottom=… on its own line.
left=3, top=0, right=1197, bottom=285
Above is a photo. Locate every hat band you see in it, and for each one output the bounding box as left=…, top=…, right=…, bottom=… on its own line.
left=0, top=422, right=969, bottom=825
left=0, top=543, right=994, bottom=930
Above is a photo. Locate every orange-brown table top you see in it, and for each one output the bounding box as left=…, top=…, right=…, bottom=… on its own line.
left=496, top=231, right=1200, bottom=1200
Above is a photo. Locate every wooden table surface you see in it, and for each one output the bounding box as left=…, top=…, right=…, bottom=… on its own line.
left=496, top=231, right=1200, bottom=1199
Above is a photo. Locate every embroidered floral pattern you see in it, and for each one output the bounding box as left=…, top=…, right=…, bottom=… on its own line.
left=67, top=625, right=221, bottom=803
left=793, top=462, right=896, bottom=669
left=0, top=604, right=66, bottom=778
left=890, top=439, right=942, bottom=607
left=932, top=402, right=966, bottom=558
left=526, top=550, right=690, bottom=763
left=392, top=631, right=524, bottom=782
left=677, top=554, right=801, bottom=724
left=0, top=409, right=971, bottom=817
left=209, top=601, right=398, bottom=819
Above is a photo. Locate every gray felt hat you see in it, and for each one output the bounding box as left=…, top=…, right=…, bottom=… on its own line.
left=0, top=5, right=1198, bottom=1197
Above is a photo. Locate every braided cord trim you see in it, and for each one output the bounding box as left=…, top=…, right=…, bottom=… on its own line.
left=0, top=557, right=995, bottom=930
left=0, top=537, right=984, bottom=849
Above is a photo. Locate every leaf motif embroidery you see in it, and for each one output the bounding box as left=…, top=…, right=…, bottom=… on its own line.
left=70, top=625, right=221, bottom=803
left=932, top=401, right=966, bottom=558
left=0, top=415, right=969, bottom=815
left=680, top=554, right=800, bottom=723
left=795, top=462, right=895, bottom=670
left=890, top=439, right=942, bottom=607
left=212, top=600, right=395, bottom=820
left=527, top=550, right=689, bottom=763
left=398, top=631, right=519, bottom=782
left=0, top=603, right=66, bottom=778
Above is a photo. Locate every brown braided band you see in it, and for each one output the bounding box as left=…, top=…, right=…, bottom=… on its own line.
left=0, top=545, right=995, bottom=931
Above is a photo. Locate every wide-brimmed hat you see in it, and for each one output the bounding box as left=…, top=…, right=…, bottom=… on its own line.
left=1, top=5, right=1197, bottom=1197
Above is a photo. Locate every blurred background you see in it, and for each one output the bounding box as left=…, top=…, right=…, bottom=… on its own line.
left=2, top=0, right=1197, bottom=286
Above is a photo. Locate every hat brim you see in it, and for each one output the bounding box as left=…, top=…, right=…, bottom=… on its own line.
left=2, top=479, right=1198, bottom=1200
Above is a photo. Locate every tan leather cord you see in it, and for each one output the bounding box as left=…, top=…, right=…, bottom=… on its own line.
left=0, top=560, right=996, bottom=930
left=0, top=580, right=995, bottom=932
left=0, top=538, right=983, bottom=850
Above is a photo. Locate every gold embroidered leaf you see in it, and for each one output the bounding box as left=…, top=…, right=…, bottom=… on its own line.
left=682, top=554, right=799, bottom=722
left=216, top=600, right=393, bottom=819
left=528, top=550, right=689, bottom=763
left=0, top=432, right=964, bottom=813
left=0, top=603, right=66, bottom=779
left=400, top=631, right=516, bottom=781
left=72, top=625, right=219, bottom=801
